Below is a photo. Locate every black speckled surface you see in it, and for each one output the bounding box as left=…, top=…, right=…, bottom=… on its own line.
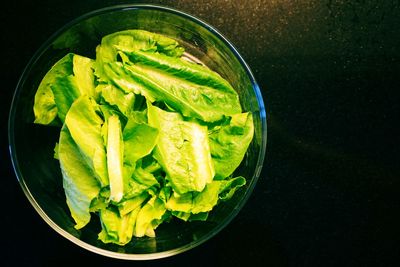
left=2, top=0, right=399, bottom=266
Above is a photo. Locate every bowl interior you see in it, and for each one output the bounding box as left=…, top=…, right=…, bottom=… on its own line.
left=9, top=5, right=266, bottom=259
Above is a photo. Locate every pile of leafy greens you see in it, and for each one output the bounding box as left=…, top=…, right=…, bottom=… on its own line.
left=33, top=29, right=254, bottom=245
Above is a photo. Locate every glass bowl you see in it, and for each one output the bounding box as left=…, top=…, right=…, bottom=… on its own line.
left=8, top=4, right=267, bottom=260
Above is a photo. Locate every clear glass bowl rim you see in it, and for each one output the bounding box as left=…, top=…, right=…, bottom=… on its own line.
left=8, top=3, right=267, bottom=260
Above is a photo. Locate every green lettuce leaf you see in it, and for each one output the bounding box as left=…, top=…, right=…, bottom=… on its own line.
left=65, top=96, right=109, bottom=187
left=53, top=142, right=59, bottom=160
left=102, top=61, right=241, bottom=122
left=171, top=211, right=209, bottom=222
left=98, top=206, right=141, bottom=245
left=134, top=195, right=166, bottom=238
left=165, top=192, right=193, bottom=213
left=51, top=75, right=80, bottom=123
left=123, top=166, right=160, bottom=199
left=132, top=166, right=160, bottom=188
left=209, top=112, right=254, bottom=179
left=166, top=182, right=220, bottom=214
left=107, top=115, right=124, bottom=202
left=218, top=176, right=247, bottom=201
left=100, top=84, right=135, bottom=116
left=89, top=193, right=108, bottom=212
left=97, top=29, right=184, bottom=63
left=171, top=211, right=191, bottom=221
left=124, top=50, right=237, bottom=96
left=122, top=113, right=159, bottom=167
left=191, top=181, right=221, bottom=214
left=58, top=125, right=101, bottom=229
left=34, top=53, right=97, bottom=124
left=73, top=54, right=97, bottom=98
left=33, top=53, right=74, bottom=124
left=118, top=192, right=149, bottom=216
left=102, top=62, right=157, bottom=101
left=95, top=29, right=184, bottom=79
left=121, top=112, right=159, bottom=198
left=166, top=176, right=246, bottom=218
left=148, top=103, right=214, bottom=194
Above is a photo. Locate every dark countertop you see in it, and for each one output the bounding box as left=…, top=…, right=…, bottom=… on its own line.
left=2, top=1, right=399, bottom=266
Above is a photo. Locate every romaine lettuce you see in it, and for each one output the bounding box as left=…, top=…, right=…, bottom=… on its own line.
left=95, top=29, right=184, bottom=80
left=166, top=176, right=246, bottom=218
left=34, top=53, right=74, bottom=125
left=209, top=112, right=254, bottom=179
left=134, top=195, right=167, bottom=238
left=124, top=50, right=237, bottom=96
left=58, top=125, right=101, bottom=229
left=34, top=53, right=97, bottom=124
left=106, top=115, right=124, bottom=202
left=65, top=96, right=109, bottom=187
left=32, top=29, right=253, bottom=246
left=102, top=61, right=241, bottom=122
left=98, top=206, right=141, bottom=245
left=100, top=84, right=135, bottom=116
left=148, top=103, right=214, bottom=194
